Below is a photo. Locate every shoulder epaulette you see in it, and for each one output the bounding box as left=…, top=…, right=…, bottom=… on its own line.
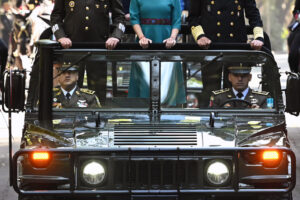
left=80, top=88, right=95, bottom=95
left=252, top=90, right=269, bottom=96
left=212, top=88, right=230, bottom=95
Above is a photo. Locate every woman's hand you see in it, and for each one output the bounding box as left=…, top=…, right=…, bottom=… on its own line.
left=139, top=36, right=152, bottom=49
left=163, top=37, right=176, bottom=49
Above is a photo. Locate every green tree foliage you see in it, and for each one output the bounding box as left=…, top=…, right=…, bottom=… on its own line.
left=256, top=0, right=295, bottom=51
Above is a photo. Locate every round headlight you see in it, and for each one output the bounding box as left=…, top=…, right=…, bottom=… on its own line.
left=82, top=161, right=106, bottom=185
left=206, top=160, right=230, bottom=186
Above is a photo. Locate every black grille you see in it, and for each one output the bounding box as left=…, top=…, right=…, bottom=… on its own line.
left=113, top=159, right=201, bottom=190
left=114, top=124, right=197, bottom=146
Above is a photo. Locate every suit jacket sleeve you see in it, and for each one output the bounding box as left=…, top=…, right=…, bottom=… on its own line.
left=188, top=0, right=203, bottom=28
left=244, top=0, right=263, bottom=28
left=110, top=0, right=126, bottom=40
left=50, top=0, right=66, bottom=40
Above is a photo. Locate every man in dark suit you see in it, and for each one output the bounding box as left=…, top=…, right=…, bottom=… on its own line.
left=50, top=0, right=125, bottom=104
left=188, top=0, right=264, bottom=50
left=210, top=64, right=270, bottom=108
left=288, top=0, right=300, bottom=73
left=53, top=65, right=101, bottom=108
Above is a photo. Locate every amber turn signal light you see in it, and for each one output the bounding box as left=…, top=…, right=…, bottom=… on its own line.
left=262, top=150, right=281, bottom=168
left=263, top=151, right=279, bottom=160
left=32, top=152, right=50, bottom=160
left=30, top=152, right=51, bottom=168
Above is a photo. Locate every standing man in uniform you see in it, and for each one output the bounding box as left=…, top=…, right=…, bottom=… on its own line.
left=50, top=0, right=125, bottom=104
left=288, top=0, right=300, bottom=73
left=188, top=0, right=265, bottom=107
left=53, top=65, right=101, bottom=108
left=188, top=0, right=265, bottom=50
left=210, top=64, right=270, bottom=109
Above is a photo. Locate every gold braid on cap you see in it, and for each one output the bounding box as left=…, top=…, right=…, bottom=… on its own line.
left=253, top=27, right=264, bottom=39
left=191, top=25, right=205, bottom=41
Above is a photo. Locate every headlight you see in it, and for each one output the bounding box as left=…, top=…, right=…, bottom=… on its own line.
left=205, top=160, right=230, bottom=186
left=82, top=161, right=106, bottom=185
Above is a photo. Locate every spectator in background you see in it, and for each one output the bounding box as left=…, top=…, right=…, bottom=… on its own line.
left=0, top=0, right=13, bottom=47
left=288, top=0, right=300, bottom=73
left=128, top=0, right=186, bottom=106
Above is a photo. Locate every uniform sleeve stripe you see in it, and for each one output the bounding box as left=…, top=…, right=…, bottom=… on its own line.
left=253, top=27, right=264, bottom=40
left=191, top=25, right=205, bottom=41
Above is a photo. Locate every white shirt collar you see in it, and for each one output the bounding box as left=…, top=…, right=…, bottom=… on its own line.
left=61, top=85, right=77, bottom=99
left=232, top=87, right=249, bottom=100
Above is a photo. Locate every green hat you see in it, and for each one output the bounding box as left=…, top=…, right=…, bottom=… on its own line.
left=58, top=62, right=79, bottom=72
left=227, top=63, right=251, bottom=74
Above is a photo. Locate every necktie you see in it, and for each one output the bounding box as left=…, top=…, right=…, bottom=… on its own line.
left=66, top=93, right=71, bottom=100
left=237, top=92, right=243, bottom=99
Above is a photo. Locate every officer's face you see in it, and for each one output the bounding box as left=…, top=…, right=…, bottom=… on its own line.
left=228, top=73, right=252, bottom=92
left=58, top=71, right=79, bottom=91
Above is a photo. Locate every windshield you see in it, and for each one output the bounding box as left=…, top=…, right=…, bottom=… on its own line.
left=46, top=48, right=280, bottom=111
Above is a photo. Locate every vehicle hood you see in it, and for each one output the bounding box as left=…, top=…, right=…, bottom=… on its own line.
left=23, top=113, right=288, bottom=149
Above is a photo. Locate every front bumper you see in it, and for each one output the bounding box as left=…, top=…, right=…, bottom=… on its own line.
left=12, top=147, right=296, bottom=198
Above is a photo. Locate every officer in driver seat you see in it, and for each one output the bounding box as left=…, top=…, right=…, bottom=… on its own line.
left=53, top=64, right=101, bottom=108
left=210, top=64, right=270, bottom=108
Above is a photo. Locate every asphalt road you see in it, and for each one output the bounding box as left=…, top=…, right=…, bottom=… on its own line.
left=0, top=53, right=299, bottom=200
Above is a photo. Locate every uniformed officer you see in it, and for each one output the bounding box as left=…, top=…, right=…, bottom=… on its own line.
left=210, top=64, right=270, bottom=108
left=189, top=0, right=264, bottom=50
left=288, top=0, right=300, bottom=73
left=53, top=65, right=101, bottom=108
left=50, top=0, right=126, bottom=105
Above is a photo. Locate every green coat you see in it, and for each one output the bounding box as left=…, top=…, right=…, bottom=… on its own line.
left=53, top=87, right=101, bottom=108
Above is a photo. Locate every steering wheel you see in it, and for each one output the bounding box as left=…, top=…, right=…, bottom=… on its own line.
left=220, top=98, right=252, bottom=108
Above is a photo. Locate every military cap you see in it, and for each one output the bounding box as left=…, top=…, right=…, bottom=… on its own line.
left=58, top=62, right=79, bottom=72
left=227, top=63, right=251, bottom=74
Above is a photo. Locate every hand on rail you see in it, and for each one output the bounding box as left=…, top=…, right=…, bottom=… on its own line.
left=196, top=36, right=211, bottom=49
left=163, top=37, right=176, bottom=49
left=138, top=36, right=152, bottom=49
left=58, top=37, right=72, bottom=49
left=250, top=39, right=264, bottom=51
left=105, top=37, right=120, bottom=50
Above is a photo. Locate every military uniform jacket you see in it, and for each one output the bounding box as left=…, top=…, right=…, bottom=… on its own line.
left=50, top=0, right=125, bottom=42
left=189, top=0, right=263, bottom=43
left=53, top=87, right=101, bottom=108
left=210, top=88, right=269, bottom=108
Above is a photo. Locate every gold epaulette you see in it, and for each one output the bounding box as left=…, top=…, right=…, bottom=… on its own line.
left=80, top=88, right=95, bottom=95
left=212, top=88, right=230, bottom=95
left=53, top=87, right=61, bottom=96
left=252, top=90, right=269, bottom=96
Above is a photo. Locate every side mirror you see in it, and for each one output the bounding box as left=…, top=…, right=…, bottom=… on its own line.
left=1, top=69, right=26, bottom=112
left=285, top=72, right=300, bottom=116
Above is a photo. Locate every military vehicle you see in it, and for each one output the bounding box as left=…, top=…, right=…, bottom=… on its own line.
left=2, top=40, right=299, bottom=200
